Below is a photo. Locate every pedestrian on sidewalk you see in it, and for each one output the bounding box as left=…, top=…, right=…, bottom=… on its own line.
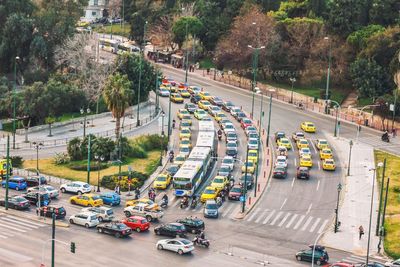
left=114, top=185, right=120, bottom=195
left=392, top=128, right=397, bottom=138
left=359, top=225, right=364, bottom=240
left=134, top=187, right=140, bottom=199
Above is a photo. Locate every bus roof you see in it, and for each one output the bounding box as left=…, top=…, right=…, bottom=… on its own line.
left=196, top=132, right=215, bottom=148
left=198, top=121, right=215, bottom=132
left=99, top=38, right=119, bottom=45
left=118, top=42, right=140, bottom=50
left=188, top=147, right=211, bottom=161
left=173, top=161, right=203, bottom=179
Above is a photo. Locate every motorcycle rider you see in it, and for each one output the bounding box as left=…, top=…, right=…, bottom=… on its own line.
left=382, top=131, right=389, bottom=142
left=181, top=195, right=189, bottom=208
left=169, top=150, right=175, bottom=162
left=161, top=194, right=168, bottom=207
left=134, top=187, right=140, bottom=200
left=217, top=129, right=222, bottom=140
left=191, top=195, right=198, bottom=208
left=172, top=119, right=176, bottom=129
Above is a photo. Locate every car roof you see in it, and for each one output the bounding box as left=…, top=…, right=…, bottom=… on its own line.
left=168, top=222, right=183, bottom=226
left=205, top=200, right=216, bottom=204
left=129, top=215, right=146, bottom=220
left=277, top=155, right=286, bottom=159
left=72, top=181, right=88, bottom=185
left=77, top=211, right=97, bottom=216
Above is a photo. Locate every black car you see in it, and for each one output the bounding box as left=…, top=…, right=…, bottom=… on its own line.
left=273, top=166, right=287, bottom=179
left=37, top=206, right=66, bottom=219
left=360, top=262, right=385, bottom=267
left=239, top=173, right=254, bottom=189
left=210, top=96, right=224, bottom=106
left=97, top=222, right=132, bottom=238
left=295, top=245, right=329, bottom=265
left=185, top=103, right=197, bottom=113
left=190, top=94, right=202, bottom=104
left=166, top=165, right=180, bottom=176
left=236, top=112, right=247, bottom=122
left=23, top=192, right=51, bottom=206
left=26, top=176, right=47, bottom=187
left=154, top=223, right=187, bottom=238
left=274, top=131, right=286, bottom=142
left=222, top=101, right=235, bottom=111
left=176, top=217, right=205, bottom=234
left=296, top=167, right=310, bottom=179
left=0, top=196, right=30, bottom=210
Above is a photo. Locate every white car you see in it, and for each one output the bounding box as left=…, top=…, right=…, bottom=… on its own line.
left=247, top=138, right=259, bottom=150
left=156, top=238, right=194, bottom=255
left=81, top=207, right=115, bottom=222
left=27, top=185, right=59, bottom=199
left=223, top=123, right=235, bottom=134
left=385, top=259, right=400, bottom=266
left=159, top=88, right=170, bottom=97
left=69, top=212, right=99, bottom=228
left=208, top=105, right=221, bottom=116
left=245, top=126, right=258, bottom=136
left=230, top=106, right=242, bottom=117
left=275, top=155, right=288, bottom=168
left=60, top=181, right=92, bottom=195
left=299, top=147, right=311, bottom=157
left=222, top=156, right=235, bottom=171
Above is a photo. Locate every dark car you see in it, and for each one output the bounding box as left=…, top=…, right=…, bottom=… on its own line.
left=296, top=245, right=329, bottom=266
left=23, top=192, right=51, bottom=206
left=360, top=263, right=386, bottom=267
left=97, top=222, right=132, bottom=238
left=0, top=196, right=30, bottom=210
left=190, top=94, right=202, bottom=104
left=210, top=96, right=224, bottom=106
left=228, top=185, right=242, bottom=200
left=273, top=166, right=287, bottom=179
left=37, top=206, right=66, bottom=219
left=166, top=165, right=180, bottom=176
left=274, top=131, right=286, bottom=142
left=26, top=176, right=47, bottom=187
left=239, top=173, right=254, bottom=189
left=296, top=167, right=310, bottom=179
left=176, top=217, right=205, bottom=234
left=154, top=222, right=187, bottom=238
left=226, top=147, right=238, bottom=158
left=185, top=103, right=197, bottom=113
left=236, top=112, right=247, bottom=122
left=222, top=101, right=235, bottom=111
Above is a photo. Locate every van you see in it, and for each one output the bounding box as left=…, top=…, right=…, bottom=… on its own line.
left=0, top=159, right=13, bottom=179
left=1, top=176, right=27, bottom=191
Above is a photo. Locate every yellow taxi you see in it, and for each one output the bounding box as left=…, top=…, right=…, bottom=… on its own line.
left=316, top=139, right=330, bottom=150
left=319, top=148, right=333, bottom=160
left=296, top=138, right=309, bottom=149
left=241, top=161, right=255, bottom=174
left=171, top=93, right=184, bottom=103
left=322, top=159, right=336, bottom=171
left=214, top=112, right=227, bottom=122
left=179, top=89, right=191, bottom=98
left=194, top=109, right=207, bottom=120
left=153, top=172, right=172, bottom=189
left=169, top=86, right=178, bottom=93
left=198, top=100, right=211, bottom=110
left=247, top=150, right=258, bottom=163
left=210, top=176, right=229, bottom=190
left=179, top=138, right=192, bottom=148
left=179, top=128, right=191, bottom=139
left=125, top=198, right=156, bottom=207
left=70, top=194, right=103, bottom=207
left=301, top=121, right=316, bottom=133
left=299, top=155, right=313, bottom=168
left=181, top=114, right=192, bottom=121
left=199, top=91, right=213, bottom=100
left=174, top=154, right=187, bottom=166
left=179, top=120, right=192, bottom=130
left=277, top=137, right=292, bottom=150
left=200, top=186, right=221, bottom=203
left=177, top=109, right=190, bottom=119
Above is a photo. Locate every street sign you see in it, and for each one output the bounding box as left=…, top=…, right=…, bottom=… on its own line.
left=390, top=104, right=394, bottom=111
left=240, top=196, right=245, bottom=202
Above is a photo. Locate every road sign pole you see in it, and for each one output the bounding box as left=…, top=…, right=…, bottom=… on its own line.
left=5, top=135, right=10, bottom=210
left=51, top=212, right=55, bottom=267
left=86, top=135, right=91, bottom=184
left=266, top=96, right=272, bottom=147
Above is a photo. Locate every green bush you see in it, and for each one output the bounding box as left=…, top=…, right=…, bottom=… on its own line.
left=393, top=186, right=400, bottom=193
left=10, top=156, right=23, bottom=168
left=128, top=144, right=147, bottom=158
left=67, top=161, right=108, bottom=171
left=101, top=171, right=149, bottom=191
left=53, top=152, right=71, bottom=165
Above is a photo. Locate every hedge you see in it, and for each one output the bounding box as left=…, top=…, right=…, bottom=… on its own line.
left=101, top=171, right=149, bottom=191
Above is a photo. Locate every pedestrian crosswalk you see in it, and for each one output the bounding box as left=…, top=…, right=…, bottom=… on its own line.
left=336, top=254, right=386, bottom=265
left=0, top=215, right=47, bottom=239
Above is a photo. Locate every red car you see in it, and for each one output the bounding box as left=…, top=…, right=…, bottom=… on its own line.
left=228, top=185, right=242, bottom=200
left=327, top=263, right=356, bottom=267
left=240, top=118, right=253, bottom=129
left=122, top=216, right=150, bottom=232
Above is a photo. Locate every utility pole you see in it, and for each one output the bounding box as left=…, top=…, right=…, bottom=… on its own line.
left=51, top=212, right=55, bottom=267
left=381, top=177, right=390, bottom=236
left=5, top=135, right=10, bottom=210
left=155, top=73, right=159, bottom=113
left=266, top=95, right=272, bottom=147
left=167, top=93, right=172, bottom=145
left=86, top=135, right=91, bottom=184
left=376, top=158, right=386, bottom=236
left=136, top=21, right=148, bottom=127
left=289, top=77, right=296, bottom=104
left=324, top=36, right=332, bottom=114
left=347, top=140, right=353, bottom=176
left=242, top=147, right=249, bottom=213
left=366, top=167, right=377, bottom=266
left=13, top=56, right=19, bottom=149
left=184, top=22, right=189, bottom=83
left=254, top=92, right=263, bottom=198
left=334, top=183, right=342, bottom=233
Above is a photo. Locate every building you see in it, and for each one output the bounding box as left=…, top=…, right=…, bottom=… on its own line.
left=83, top=0, right=108, bottom=22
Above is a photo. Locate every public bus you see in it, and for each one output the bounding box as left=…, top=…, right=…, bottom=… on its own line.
left=198, top=121, right=215, bottom=132
left=196, top=132, right=215, bottom=151
left=117, top=42, right=140, bottom=55
left=188, top=147, right=212, bottom=171
left=99, top=38, right=119, bottom=54
left=173, top=160, right=204, bottom=197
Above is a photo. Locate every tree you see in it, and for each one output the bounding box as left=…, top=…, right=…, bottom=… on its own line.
left=149, top=15, right=178, bottom=51
left=374, top=96, right=392, bottom=130
left=172, top=16, right=204, bottom=49
left=103, top=73, right=132, bottom=137
left=369, top=0, right=400, bottom=26
left=346, top=24, right=385, bottom=51
left=327, top=0, right=364, bottom=36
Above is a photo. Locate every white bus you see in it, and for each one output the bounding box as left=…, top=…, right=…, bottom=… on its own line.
left=196, top=132, right=215, bottom=151
left=173, top=160, right=204, bottom=197
left=198, top=121, right=215, bottom=132
left=117, top=42, right=140, bottom=55
left=99, top=38, right=119, bottom=54
left=188, top=147, right=212, bottom=170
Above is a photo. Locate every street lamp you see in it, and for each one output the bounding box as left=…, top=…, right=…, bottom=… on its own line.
left=324, top=36, right=332, bottom=114
left=327, top=100, right=341, bottom=137
left=242, top=146, right=250, bottom=213
left=254, top=91, right=263, bottom=198
left=266, top=95, right=273, bottom=147
left=355, top=104, right=380, bottom=142
left=12, top=56, right=20, bottom=149
left=366, top=166, right=378, bottom=266
left=80, top=107, right=91, bottom=137
left=160, top=111, right=165, bottom=166
left=347, top=140, right=353, bottom=176
left=167, top=92, right=172, bottom=145
left=94, top=154, right=105, bottom=192
left=32, top=142, right=43, bottom=172
left=289, top=77, right=296, bottom=104
left=136, top=21, right=148, bottom=127
left=334, top=183, right=342, bottom=233
left=376, top=161, right=385, bottom=236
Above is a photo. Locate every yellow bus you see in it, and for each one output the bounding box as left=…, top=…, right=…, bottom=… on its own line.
left=117, top=42, right=140, bottom=55
left=0, top=159, right=13, bottom=180
left=99, top=38, right=119, bottom=54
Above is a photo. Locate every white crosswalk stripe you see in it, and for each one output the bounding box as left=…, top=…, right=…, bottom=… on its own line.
left=246, top=208, right=261, bottom=222
left=293, top=215, right=305, bottom=230
left=301, top=216, right=313, bottom=231
left=278, top=212, right=291, bottom=227
left=317, top=219, right=329, bottom=234
left=262, top=210, right=276, bottom=224
left=221, top=203, right=235, bottom=217
left=270, top=211, right=283, bottom=226
left=285, top=214, right=298, bottom=228
left=0, top=215, right=47, bottom=239
left=255, top=209, right=269, bottom=224
left=309, top=218, right=321, bottom=232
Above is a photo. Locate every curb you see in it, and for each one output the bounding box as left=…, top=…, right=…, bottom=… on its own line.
left=0, top=207, right=70, bottom=228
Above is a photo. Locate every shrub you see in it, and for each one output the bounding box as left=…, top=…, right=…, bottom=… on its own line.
left=128, top=144, right=147, bottom=158
left=10, top=156, right=23, bottom=168
left=67, top=137, right=82, bottom=161
left=393, top=186, right=400, bottom=194
left=101, top=171, right=148, bottom=191
left=54, top=152, right=71, bottom=165
left=68, top=162, right=108, bottom=171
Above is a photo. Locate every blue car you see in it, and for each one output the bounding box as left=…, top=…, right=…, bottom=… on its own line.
left=99, top=192, right=121, bottom=206
left=1, top=176, right=27, bottom=191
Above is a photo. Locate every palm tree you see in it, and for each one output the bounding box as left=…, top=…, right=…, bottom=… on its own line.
left=103, top=73, right=132, bottom=137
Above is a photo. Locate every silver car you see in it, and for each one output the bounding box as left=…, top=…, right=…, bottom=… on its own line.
left=81, top=206, right=115, bottom=222
left=156, top=238, right=194, bottom=255
left=69, top=212, right=100, bottom=228
left=222, top=156, right=235, bottom=171
left=27, top=185, right=59, bottom=199
left=247, top=138, right=259, bottom=150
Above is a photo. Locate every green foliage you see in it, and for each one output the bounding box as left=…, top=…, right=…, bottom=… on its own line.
left=67, top=137, right=83, bottom=161
left=10, top=156, right=23, bottom=168
left=53, top=152, right=71, bottom=165
left=369, top=0, right=400, bottom=26
left=326, top=0, right=364, bottom=36
left=101, top=171, right=149, bottom=192
left=278, top=0, right=308, bottom=18
left=268, top=10, right=288, bottom=21
left=172, top=16, right=204, bottom=48
left=67, top=161, right=108, bottom=171
left=347, top=24, right=385, bottom=51
left=67, top=135, right=116, bottom=162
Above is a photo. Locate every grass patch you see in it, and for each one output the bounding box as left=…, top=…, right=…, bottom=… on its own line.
left=23, top=150, right=161, bottom=185
left=199, top=57, right=215, bottom=69
left=374, top=150, right=400, bottom=258
left=357, top=97, right=373, bottom=107
left=93, top=24, right=130, bottom=38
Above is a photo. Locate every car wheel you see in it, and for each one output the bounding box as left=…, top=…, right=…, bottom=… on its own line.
left=316, top=260, right=322, bottom=266
left=77, top=191, right=82, bottom=195
left=69, top=219, right=74, bottom=224
left=157, top=244, right=163, bottom=250
left=115, top=233, right=121, bottom=238
left=177, top=249, right=184, bottom=255
left=85, top=223, right=90, bottom=228
left=70, top=200, right=76, bottom=205
left=98, top=228, right=103, bottom=233
left=98, top=217, right=103, bottom=222
left=124, top=211, right=131, bottom=217
left=15, top=187, right=19, bottom=191
left=136, top=228, right=141, bottom=233
left=146, top=215, right=152, bottom=222
left=155, top=230, right=160, bottom=236
left=296, top=256, right=302, bottom=261
left=61, top=188, right=66, bottom=193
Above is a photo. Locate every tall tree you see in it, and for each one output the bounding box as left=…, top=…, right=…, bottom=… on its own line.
left=172, top=16, right=204, bottom=49
left=369, top=0, right=400, bottom=26
left=327, top=0, right=364, bottom=36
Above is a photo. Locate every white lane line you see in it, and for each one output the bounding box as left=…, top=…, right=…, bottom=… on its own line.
left=246, top=208, right=261, bottom=222
left=310, top=139, right=317, bottom=152
left=317, top=219, right=329, bottom=234
left=270, top=211, right=283, bottom=226
left=262, top=210, right=276, bottom=224
left=318, top=161, right=321, bottom=170
left=221, top=203, right=235, bottom=217
left=5, top=215, right=45, bottom=227
left=0, top=221, right=27, bottom=232
left=291, top=177, right=295, bottom=187
left=286, top=214, right=298, bottom=228
left=301, top=216, right=313, bottom=231
left=346, top=255, right=367, bottom=261
left=294, top=158, right=297, bottom=166
left=1, top=217, right=39, bottom=229
left=0, top=235, right=7, bottom=239
left=255, top=209, right=269, bottom=224
left=289, top=139, right=294, bottom=151
left=316, top=180, right=320, bottom=191
left=306, top=203, right=312, bottom=214
left=280, top=198, right=287, bottom=210
left=293, top=215, right=305, bottom=230
left=278, top=213, right=291, bottom=227
left=1, top=231, right=15, bottom=237
left=309, top=218, right=321, bottom=232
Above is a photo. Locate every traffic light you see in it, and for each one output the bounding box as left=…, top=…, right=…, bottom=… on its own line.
left=70, top=242, right=76, bottom=253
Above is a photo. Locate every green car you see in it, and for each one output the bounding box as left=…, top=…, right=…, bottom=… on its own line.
left=295, top=245, right=329, bottom=266
left=194, top=109, right=207, bottom=120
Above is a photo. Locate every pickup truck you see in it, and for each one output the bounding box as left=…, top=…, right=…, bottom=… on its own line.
left=123, top=203, right=164, bottom=222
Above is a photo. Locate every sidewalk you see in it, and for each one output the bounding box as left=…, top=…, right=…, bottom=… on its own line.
left=321, top=134, right=382, bottom=258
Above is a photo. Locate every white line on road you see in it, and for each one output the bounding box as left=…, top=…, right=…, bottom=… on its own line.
left=221, top=203, right=235, bottom=217
left=316, top=180, right=320, bottom=191
left=255, top=209, right=269, bottom=224
left=309, top=218, right=321, bottom=232
left=318, top=161, right=321, bottom=170
left=294, top=158, right=297, bottom=166
left=1, top=217, right=39, bottom=228
left=301, top=216, right=313, bottom=231
left=293, top=215, right=305, bottom=230
left=310, top=139, right=317, bottom=152
left=262, top=210, right=276, bottom=224
left=0, top=235, right=7, bottom=239
left=278, top=212, right=291, bottom=227
left=317, top=219, right=329, bottom=234
left=306, top=203, right=312, bottom=214
left=286, top=214, right=298, bottom=228
left=5, top=215, right=46, bottom=227
left=246, top=208, right=261, bottom=222
left=270, top=211, right=283, bottom=226
left=0, top=221, right=27, bottom=232
left=291, top=177, right=295, bottom=187
left=280, top=198, right=287, bottom=210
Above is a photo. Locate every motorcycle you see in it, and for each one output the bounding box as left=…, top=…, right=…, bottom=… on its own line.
left=180, top=198, right=189, bottom=209
left=218, top=134, right=222, bottom=141
left=193, top=236, right=210, bottom=248
left=381, top=134, right=390, bottom=143
left=160, top=198, right=168, bottom=208
left=169, top=154, right=174, bottom=163
left=190, top=198, right=197, bottom=209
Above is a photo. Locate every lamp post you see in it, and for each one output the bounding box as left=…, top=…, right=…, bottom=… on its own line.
left=12, top=56, right=20, bottom=149
left=80, top=108, right=91, bottom=137
left=328, top=100, right=341, bottom=137
left=155, top=72, right=160, bottom=114
left=32, top=142, right=44, bottom=172
left=391, top=88, right=398, bottom=131
left=266, top=95, right=273, bottom=147
left=167, top=92, right=172, bottom=145
left=289, top=77, right=296, bottom=104
left=254, top=91, right=263, bottom=197
left=334, top=183, right=342, bottom=233
left=94, top=154, right=105, bottom=192
left=366, top=167, right=377, bottom=266
left=324, top=36, right=332, bottom=114
left=355, top=104, right=380, bottom=142
left=136, top=21, right=148, bottom=127
left=347, top=140, right=353, bottom=176
left=160, top=111, right=165, bottom=166
left=376, top=160, right=385, bottom=236
left=241, top=146, right=250, bottom=213
left=184, top=21, right=189, bottom=83
left=5, top=135, right=10, bottom=210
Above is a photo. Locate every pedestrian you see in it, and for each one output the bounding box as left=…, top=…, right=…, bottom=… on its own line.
left=220, top=190, right=226, bottom=202
left=114, top=185, right=120, bottom=195
left=392, top=128, right=397, bottom=138
left=359, top=225, right=364, bottom=240
left=135, top=188, right=140, bottom=200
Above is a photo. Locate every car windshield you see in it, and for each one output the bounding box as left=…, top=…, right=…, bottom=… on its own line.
left=14, top=197, right=26, bottom=202
left=249, top=152, right=257, bottom=157
left=176, top=155, right=185, bottom=160
left=326, top=160, right=334, bottom=164
left=206, top=203, right=218, bottom=209
left=180, top=147, right=189, bottom=152
left=231, top=187, right=241, bottom=193
left=168, top=166, right=179, bottom=172
left=181, top=129, right=190, bottom=134
left=223, top=159, right=233, bottom=164
left=245, top=162, right=253, bottom=167
left=277, top=158, right=285, bottom=162
left=106, top=210, right=113, bottom=215
left=320, top=140, right=328, bottom=144
left=281, top=139, right=289, bottom=143
left=204, top=189, right=215, bottom=194
left=249, top=140, right=258, bottom=144
left=214, top=178, right=224, bottom=183
left=227, top=143, right=237, bottom=148
left=156, top=176, right=167, bottom=181
left=92, top=195, right=100, bottom=200
left=227, top=133, right=237, bottom=138
left=275, top=167, right=285, bottom=172
left=217, top=113, right=226, bottom=118
left=241, top=174, right=252, bottom=180
left=90, top=215, right=97, bottom=221
left=300, top=140, right=308, bottom=144
left=225, top=124, right=234, bottom=129
left=219, top=167, right=229, bottom=172
left=83, top=184, right=90, bottom=188
left=197, top=110, right=206, bottom=114
left=307, top=123, right=315, bottom=127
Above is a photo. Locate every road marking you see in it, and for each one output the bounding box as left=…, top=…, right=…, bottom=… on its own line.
left=286, top=214, right=298, bottom=228
left=306, top=203, right=312, bottom=214
left=270, top=211, right=283, bottom=226
left=294, top=158, right=297, bottom=166
left=309, top=218, right=321, bottom=232
left=0, top=221, right=27, bottom=232
left=280, top=198, right=287, bottom=210
left=221, top=203, right=235, bottom=217
left=293, top=215, right=305, bottom=230
left=316, top=180, right=320, bottom=191
left=0, top=235, right=7, bottom=239
left=317, top=219, right=329, bottom=234
left=291, top=177, right=295, bottom=187
left=310, top=139, right=317, bottom=152
left=246, top=208, right=261, bottom=222
left=1, top=217, right=39, bottom=228
left=301, top=216, right=313, bottom=231
left=0, top=247, right=33, bottom=262
left=262, top=210, right=276, bottom=224
left=255, top=209, right=269, bottom=224
left=278, top=212, right=291, bottom=227
left=318, top=161, right=321, bottom=170
left=5, top=215, right=45, bottom=227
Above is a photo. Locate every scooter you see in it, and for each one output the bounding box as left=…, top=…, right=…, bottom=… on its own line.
left=160, top=198, right=168, bottom=208
left=381, top=134, right=390, bottom=143
left=193, top=236, right=210, bottom=248
left=180, top=198, right=189, bottom=209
